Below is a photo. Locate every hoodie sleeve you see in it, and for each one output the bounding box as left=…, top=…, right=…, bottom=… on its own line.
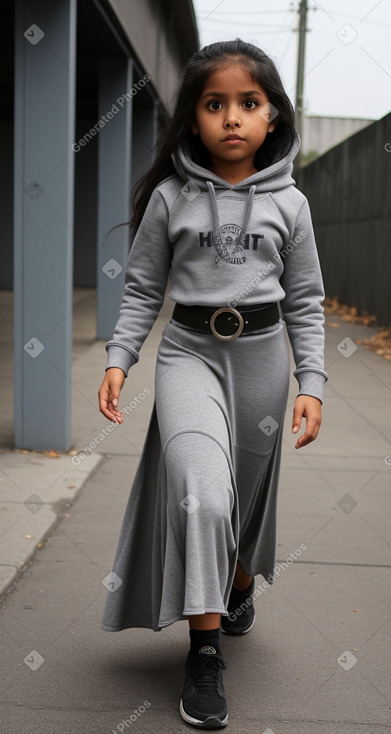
left=104, top=187, right=172, bottom=376
left=278, top=196, right=328, bottom=404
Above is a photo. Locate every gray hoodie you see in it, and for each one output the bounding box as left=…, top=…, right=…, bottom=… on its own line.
left=105, top=129, right=328, bottom=403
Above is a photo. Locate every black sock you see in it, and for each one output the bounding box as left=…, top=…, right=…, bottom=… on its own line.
left=189, top=626, right=221, bottom=655
left=233, top=576, right=254, bottom=595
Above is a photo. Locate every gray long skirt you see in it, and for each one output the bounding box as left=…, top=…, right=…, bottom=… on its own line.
left=101, top=314, right=290, bottom=632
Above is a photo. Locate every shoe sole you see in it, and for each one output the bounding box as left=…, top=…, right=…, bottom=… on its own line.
left=180, top=700, right=228, bottom=729
left=220, top=611, right=256, bottom=636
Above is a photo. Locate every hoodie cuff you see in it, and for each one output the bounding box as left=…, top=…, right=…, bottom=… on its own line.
left=105, top=345, right=139, bottom=377
left=295, top=370, right=327, bottom=405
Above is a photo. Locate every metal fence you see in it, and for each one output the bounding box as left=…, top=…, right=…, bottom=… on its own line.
left=297, top=111, right=391, bottom=328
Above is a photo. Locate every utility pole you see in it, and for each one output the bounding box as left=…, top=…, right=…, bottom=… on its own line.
left=293, top=0, right=309, bottom=181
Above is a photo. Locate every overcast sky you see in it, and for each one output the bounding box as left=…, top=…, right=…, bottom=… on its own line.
left=192, top=0, right=391, bottom=120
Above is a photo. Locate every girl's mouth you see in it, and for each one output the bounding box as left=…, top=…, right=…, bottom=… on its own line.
left=221, top=134, right=244, bottom=142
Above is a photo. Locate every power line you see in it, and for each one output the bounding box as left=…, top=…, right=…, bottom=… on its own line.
left=324, top=9, right=391, bottom=25
left=278, top=22, right=297, bottom=65
left=196, top=17, right=291, bottom=27
left=268, top=8, right=292, bottom=55
left=199, top=28, right=293, bottom=34
left=196, top=9, right=291, bottom=14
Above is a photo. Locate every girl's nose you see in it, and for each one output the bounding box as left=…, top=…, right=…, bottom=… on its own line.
left=224, top=110, right=241, bottom=128
left=224, top=118, right=241, bottom=128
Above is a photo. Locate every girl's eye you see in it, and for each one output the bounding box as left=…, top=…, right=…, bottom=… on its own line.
left=243, top=99, right=257, bottom=109
left=207, top=99, right=258, bottom=111
left=208, top=101, right=222, bottom=111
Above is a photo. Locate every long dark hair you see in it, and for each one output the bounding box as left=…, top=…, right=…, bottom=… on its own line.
left=105, top=38, right=295, bottom=243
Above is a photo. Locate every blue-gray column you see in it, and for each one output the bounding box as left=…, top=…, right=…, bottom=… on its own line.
left=96, top=59, right=133, bottom=340
left=13, top=0, right=77, bottom=450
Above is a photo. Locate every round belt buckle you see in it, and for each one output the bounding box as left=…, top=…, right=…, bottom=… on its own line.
left=209, top=307, right=244, bottom=341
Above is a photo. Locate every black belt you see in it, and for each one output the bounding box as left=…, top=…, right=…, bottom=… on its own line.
left=171, top=302, right=280, bottom=341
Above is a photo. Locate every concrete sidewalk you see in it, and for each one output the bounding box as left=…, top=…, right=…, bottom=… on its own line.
left=0, top=290, right=391, bottom=733
left=0, top=287, right=103, bottom=597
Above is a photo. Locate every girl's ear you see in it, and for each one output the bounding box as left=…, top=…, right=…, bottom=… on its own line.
left=268, top=117, right=279, bottom=133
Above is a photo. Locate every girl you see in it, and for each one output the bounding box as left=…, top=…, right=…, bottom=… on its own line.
left=98, top=38, right=328, bottom=729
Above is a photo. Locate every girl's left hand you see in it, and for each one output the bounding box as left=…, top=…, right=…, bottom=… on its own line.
left=291, top=395, right=322, bottom=449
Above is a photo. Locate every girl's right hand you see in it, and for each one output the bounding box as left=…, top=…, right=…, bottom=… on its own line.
left=98, top=368, right=126, bottom=423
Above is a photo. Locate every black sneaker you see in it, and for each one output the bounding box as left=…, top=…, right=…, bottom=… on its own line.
left=180, top=645, right=228, bottom=729
left=220, top=577, right=256, bottom=636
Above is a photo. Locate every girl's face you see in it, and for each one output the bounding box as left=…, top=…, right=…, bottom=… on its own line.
left=191, top=61, right=278, bottom=178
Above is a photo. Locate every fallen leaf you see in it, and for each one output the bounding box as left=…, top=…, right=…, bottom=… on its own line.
left=324, top=297, right=391, bottom=359
left=45, top=450, right=59, bottom=458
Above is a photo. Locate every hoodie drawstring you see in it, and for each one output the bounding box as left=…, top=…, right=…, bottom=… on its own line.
left=206, top=181, right=257, bottom=256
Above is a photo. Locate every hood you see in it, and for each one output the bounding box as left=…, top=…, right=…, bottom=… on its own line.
left=171, top=127, right=301, bottom=193
left=171, top=128, right=301, bottom=252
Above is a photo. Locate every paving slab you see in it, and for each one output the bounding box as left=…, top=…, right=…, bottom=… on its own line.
left=0, top=451, right=102, bottom=596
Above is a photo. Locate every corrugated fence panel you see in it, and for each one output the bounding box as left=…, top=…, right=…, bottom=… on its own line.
left=298, top=111, right=391, bottom=327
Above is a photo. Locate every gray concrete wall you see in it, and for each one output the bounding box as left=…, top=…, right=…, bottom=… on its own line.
left=107, top=0, right=185, bottom=109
